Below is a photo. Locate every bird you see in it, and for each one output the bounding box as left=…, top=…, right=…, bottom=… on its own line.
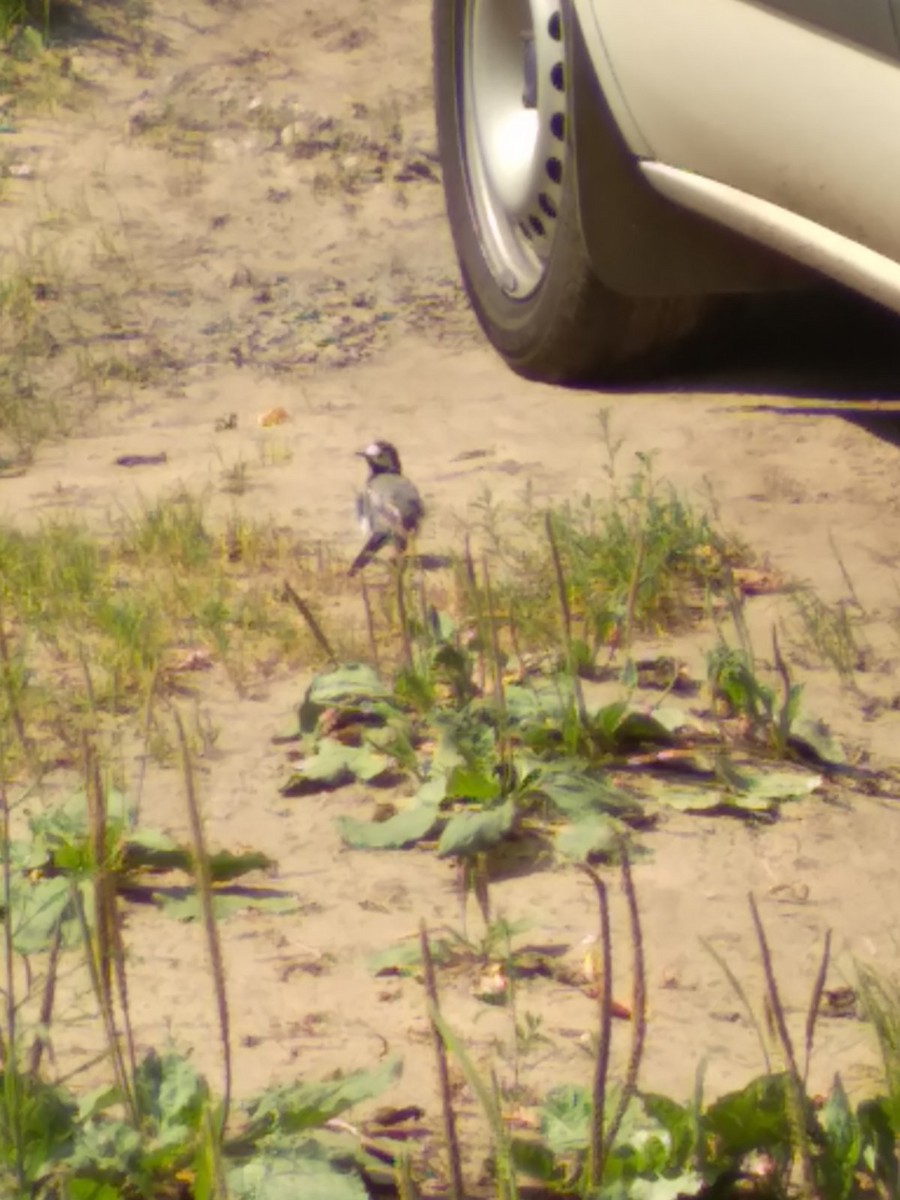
left=349, top=440, right=425, bottom=576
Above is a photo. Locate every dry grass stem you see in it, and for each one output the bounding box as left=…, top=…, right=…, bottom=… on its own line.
left=804, top=929, right=832, bottom=1086
left=360, top=573, right=380, bottom=669
left=578, top=863, right=613, bottom=1190
left=748, top=892, right=821, bottom=1200
left=545, top=511, right=588, bottom=725
left=395, top=561, right=413, bottom=669
left=282, top=578, right=336, bottom=663
left=604, top=845, right=647, bottom=1163
left=27, top=921, right=63, bottom=1076
left=419, top=920, right=464, bottom=1200
left=175, top=709, right=232, bottom=1139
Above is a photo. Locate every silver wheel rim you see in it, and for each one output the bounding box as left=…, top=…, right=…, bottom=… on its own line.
left=463, top=0, right=567, bottom=299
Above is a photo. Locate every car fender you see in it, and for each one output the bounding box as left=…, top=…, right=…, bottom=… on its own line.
left=566, top=0, right=804, bottom=294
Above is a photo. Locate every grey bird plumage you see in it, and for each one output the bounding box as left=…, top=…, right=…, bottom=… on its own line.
left=349, top=440, right=425, bottom=576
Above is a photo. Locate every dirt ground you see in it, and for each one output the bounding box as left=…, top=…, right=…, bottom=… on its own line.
left=5, top=0, right=900, bottom=1180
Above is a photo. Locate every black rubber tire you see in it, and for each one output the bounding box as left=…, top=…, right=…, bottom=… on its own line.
left=433, top=0, right=707, bottom=384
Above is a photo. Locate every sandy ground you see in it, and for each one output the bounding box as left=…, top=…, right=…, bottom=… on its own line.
left=4, top=0, right=900, bottom=1187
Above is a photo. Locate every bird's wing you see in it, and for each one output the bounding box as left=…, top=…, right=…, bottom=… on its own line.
left=371, top=476, right=424, bottom=535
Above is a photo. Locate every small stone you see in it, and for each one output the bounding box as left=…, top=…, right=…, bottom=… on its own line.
left=230, top=265, right=254, bottom=288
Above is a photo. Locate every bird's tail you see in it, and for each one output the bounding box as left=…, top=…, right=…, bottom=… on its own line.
left=348, top=531, right=392, bottom=576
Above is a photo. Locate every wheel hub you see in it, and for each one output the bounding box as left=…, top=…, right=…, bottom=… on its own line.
left=464, top=0, right=567, bottom=297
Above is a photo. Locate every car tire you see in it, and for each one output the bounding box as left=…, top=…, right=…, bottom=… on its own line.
left=433, top=0, right=709, bottom=384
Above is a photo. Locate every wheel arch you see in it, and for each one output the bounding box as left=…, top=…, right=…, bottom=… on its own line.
left=566, top=0, right=804, bottom=295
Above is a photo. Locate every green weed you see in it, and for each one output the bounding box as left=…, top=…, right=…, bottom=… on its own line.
left=0, top=496, right=352, bottom=771
left=467, top=458, right=746, bottom=674
left=0, top=0, right=50, bottom=43
left=856, top=963, right=900, bottom=1127
left=792, top=584, right=865, bottom=682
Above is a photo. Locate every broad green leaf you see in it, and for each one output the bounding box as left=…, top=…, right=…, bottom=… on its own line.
left=554, top=814, right=624, bottom=862
left=133, top=1050, right=209, bottom=1134
left=125, top=837, right=273, bottom=882
left=819, top=1075, right=860, bottom=1199
left=857, top=1097, right=899, bottom=1187
left=338, top=794, right=441, bottom=850
left=444, top=765, right=501, bottom=803
left=243, top=1058, right=401, bottom=1137
left=535, top=767, right=642, bottom=820
left=362, top=719, right=416, bottom=769
left=614, top=709, right=679, bottom=746
left=207, top=849, right=275, bottom=882
left=0, top=1071, right=77, bottom=1178
left=229, top=1146, right=368, bottom=1200
left=708, top=647, right=772, bottom=720
left=429, top=717, right=466, bottom=776
left=540, top=1084, right=592, bottom=1155
left=645, top=705, right=696, bottom=735
left=429, top=709, right=496, bottom=776
left=628, top=1174, right=705, bottom=1199
left=6, top=875, right=82, bottom=953
left=77, top=1084, right=119, bottom=1122
left=58, top=786, right=135, bottom=829
left=642, top=1092, right=694, bottom=1172
left=504, top=681, right=570, bottom=725
left=639, top=771, right=813, bottom=816
left=281, top=739, right=392, bottom=796
left=510, top=1136, right=566, bottom=1185
left=703, top=1073, right=792, bottom=1166
left=296, top=663, right=391, bottom=734
left=437, top=800, right=514, bottom=857
left=156, top=889, right=303, bottom=922
left=121, top=828, right=187, bottom=874
left=736, top=770, right=822, bottom=802
left=778, top=682, right=804, bottom=744
left=719, top=791, right=776, bottom=816
left=592, top=700, right=629, bottom=744
left=642, top=784, right=725, bottom=813
left=69, top=1118, right=143, bottom=1173
left=790, top=714, right=845, bottom=765
left=607, top=1095, right=683, bottom=1177
left=655, top=785, right=773, bottom=815
left=368, top=936, right=454, bottom=976
left=65, top=1182, right=121, bottom=1200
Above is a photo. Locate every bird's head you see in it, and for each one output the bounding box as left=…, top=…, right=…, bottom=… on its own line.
left=357, top=440, right=402, bottom=476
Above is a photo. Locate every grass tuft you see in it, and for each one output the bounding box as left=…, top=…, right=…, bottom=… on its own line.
left=0, top=495, right=358, bottom=770
left=464, top=461, right=749, bottom=676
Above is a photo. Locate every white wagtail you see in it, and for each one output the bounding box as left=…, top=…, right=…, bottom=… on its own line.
left=349, top=440, right=425, bottom=576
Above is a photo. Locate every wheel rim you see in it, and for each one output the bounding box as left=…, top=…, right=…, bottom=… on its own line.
left=462, top=0, right=567, bottom=299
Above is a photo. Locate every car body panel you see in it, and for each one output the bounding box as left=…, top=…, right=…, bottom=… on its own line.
left=566, top=0, right=805, bottom=294
left=574, top=0, right=900, bottom=263
left=643, top=160, right=900, bottom=313
left=753, top=0, right=898, bottom=57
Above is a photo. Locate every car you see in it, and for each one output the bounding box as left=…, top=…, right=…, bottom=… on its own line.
left=433, top=0, right=900, bottom=383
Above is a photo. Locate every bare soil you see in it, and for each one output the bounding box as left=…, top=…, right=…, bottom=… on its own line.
left=4, top=0, right=900, bottom=1186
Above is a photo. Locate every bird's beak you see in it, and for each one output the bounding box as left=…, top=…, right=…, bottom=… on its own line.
left=355, top=450, right=368, bottom=459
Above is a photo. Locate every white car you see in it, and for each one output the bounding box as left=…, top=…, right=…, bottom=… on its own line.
left=433, top=0, right=900, bottom=381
